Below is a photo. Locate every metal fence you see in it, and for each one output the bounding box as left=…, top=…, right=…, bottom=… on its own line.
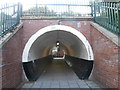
left=22, top=4, right=93, bottom=17
left=0, top=3, right=21, bottom=36
left=93, top=2, right=120, bottom=36
left=1, top=2, right=120, bottom=36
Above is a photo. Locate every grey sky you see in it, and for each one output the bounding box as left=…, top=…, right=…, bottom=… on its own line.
left=0, top=0, right=94, bottom=5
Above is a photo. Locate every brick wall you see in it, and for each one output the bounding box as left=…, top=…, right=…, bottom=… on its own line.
left=21, top=19, right=119, bottom=88
left=90, top=25, right=119, bottom=88
left=1, top=19, right=92, bottom=88
left=1, top=19, right=119, bottom=88
left=21, top=19, right=92, bottom=47
left=2, top=29, right=23, bottom=88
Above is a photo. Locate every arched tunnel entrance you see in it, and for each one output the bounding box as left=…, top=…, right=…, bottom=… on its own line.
left=22, top=25, right=94, bottom=81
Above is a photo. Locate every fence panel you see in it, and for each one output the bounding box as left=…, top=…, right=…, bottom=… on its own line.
left=22, top=4, right=92, bottom=18
left=0, top=3, right=21, bottom=36
left=94, top=2, right=120, bottom=36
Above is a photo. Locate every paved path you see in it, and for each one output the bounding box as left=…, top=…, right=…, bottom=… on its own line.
left=21, top=59, right=101, bottom=89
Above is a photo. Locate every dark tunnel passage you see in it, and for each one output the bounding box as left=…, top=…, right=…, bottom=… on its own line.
left=22, top=25, right=94, bottom=81
left=23, top=56, right=93, bottom=81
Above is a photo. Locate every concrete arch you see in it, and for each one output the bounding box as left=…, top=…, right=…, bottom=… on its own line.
left=22, top=25, right=94, bottom=62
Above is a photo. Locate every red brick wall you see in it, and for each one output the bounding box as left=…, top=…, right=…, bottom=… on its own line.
left=90, top=25, right=119, bottom=88
left=21, top=19, right=92, bottom=46
left=21, top=19, right=119, bottom=88
left=2, top=29, right=23, bottom=88
left=2, top=19, right=92, bottom=88
left=2, top=19, right=119, bottom=88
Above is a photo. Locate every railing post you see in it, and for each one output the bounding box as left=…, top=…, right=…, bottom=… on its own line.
left=90, top=1, right=94, bottom=17
left=1, top=5, right=3, bottom=35
left=45, top=5, right=47, bottom=16
left=118, top=3, right=120, bottom=35
left=17, top=3, right=20, bottom=24
left=93, top=2, right=96, bottom=22
left=3, top=4, right=5, bottom=34
left=35, top=3, right=38, bottom=16
left=19, top=3, right=23, bottom=17
left=68, top=5, right=70, bottom=16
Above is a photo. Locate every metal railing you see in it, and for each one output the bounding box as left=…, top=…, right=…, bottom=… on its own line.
left=0, top=3, right=22, bottom=36
left=93, top=2, right=120, bottom=36
left=22, top=4, right=93, bottom=18
left=1, top=2, right=119, bottom=37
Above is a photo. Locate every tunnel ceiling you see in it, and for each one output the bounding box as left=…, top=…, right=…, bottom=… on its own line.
left=28, top=30, right=88, bottom=61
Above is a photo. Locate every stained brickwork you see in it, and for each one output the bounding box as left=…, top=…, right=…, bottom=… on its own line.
left=90, top=25, right=119, bottom=88
left=2, top=29, right=23, bottom=88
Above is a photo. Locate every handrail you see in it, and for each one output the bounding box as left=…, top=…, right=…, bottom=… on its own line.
left=93, top=2, right=120, bottom=36
left=22, top=4, right=93, bottom=17
left=0, top=3, right=22, bottom=36
left=1, top=2, right=119, bottom=36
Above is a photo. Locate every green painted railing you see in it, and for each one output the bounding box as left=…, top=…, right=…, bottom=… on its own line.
left=0, top=3, right=22, bottom=36
left=22, top=4, right=93, bottom=17
left=1, top=2, right=120, bottom=36
left=93, top=2, right=120, bottom=36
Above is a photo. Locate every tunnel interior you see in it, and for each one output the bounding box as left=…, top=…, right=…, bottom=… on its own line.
left=28, top=30, right=88, bottom=61
left=22, top=25, right=94, bottom=81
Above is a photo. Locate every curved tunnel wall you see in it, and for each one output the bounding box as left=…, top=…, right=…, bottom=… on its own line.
left=22, top=25, right=94, bottom=81
left=22, top=25, right=94, bottom=62
left=28, top=30, right=88, bottom=61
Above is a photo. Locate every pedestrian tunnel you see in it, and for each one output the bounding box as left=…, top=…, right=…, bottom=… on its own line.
left=22, top=25, right=94, bottom=81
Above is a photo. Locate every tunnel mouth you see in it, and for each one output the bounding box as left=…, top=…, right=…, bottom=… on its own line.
left=26, top=30, right=91, bottom=62
left=22, top=25, right=94, bottom=81
left=22, top=25, right=94, bottom=63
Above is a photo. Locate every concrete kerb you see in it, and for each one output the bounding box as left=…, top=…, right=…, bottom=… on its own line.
left=90, top=22, right=120, bottom=47
left=0, top=22, right=23, bottom=48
